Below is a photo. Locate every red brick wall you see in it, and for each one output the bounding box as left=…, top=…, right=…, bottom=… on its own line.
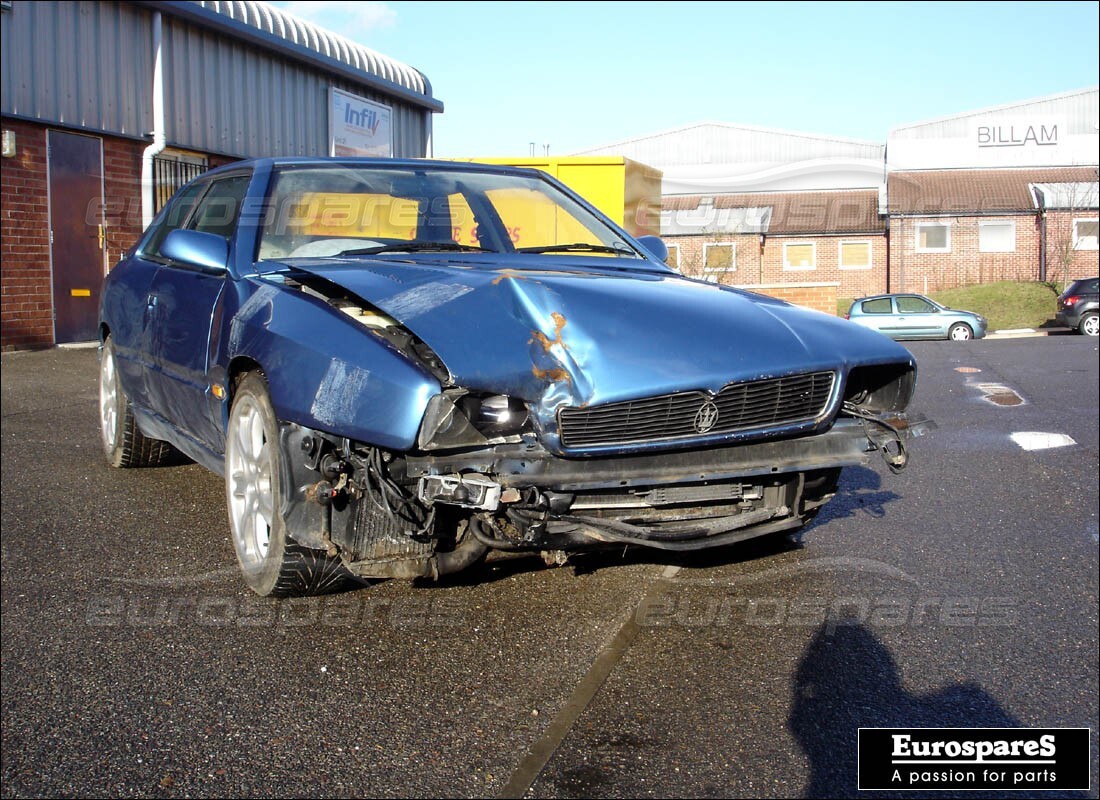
left=102, top=136, right=147, bottom=266
left=667, top=232, right=886, bottom=300
left=887, top=214, right=1041, bottom=293
left=666, top=233, right=762, bottom=282
left=1, top=119, right=53, bottom=349
left=1045, top=210, right=1099, bottom=285
left=735, top=282, right=839, bottom=316
left=1, top=119, right=231, bottom=350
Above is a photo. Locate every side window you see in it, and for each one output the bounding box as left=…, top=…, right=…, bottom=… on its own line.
left=142, top=180, right=209, bottom=259
left=189, top=174, right=252, bottom=239
left=861, top=298, right=892, bottom=314
left=896, top=296, right=937, bottom=314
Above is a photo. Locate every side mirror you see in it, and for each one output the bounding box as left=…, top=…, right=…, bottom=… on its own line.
left=161, top=229, right=229, bottom=272
left=636, top=235, right=668, bottom=263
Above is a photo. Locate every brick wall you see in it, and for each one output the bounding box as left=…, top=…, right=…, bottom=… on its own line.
left=1, top=119, right=231, bottom=350
left=667, top=232, right=886, bottom=300
left=733, top=282, right=840, bottom=316
left=1, top=120, right=152, bottom=349
left=887, top=214, right=1041, bottom=293
left=1044, top=210, right=1099, bottom=285
left=1, top=119, right=53, bottom=349
left=666, top=233, right=762, bottom=283
left=102, top=136, right=147, bottom=266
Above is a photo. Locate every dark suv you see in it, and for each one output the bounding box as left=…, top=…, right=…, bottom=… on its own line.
left=1057, top=277, right=1099, bottom=336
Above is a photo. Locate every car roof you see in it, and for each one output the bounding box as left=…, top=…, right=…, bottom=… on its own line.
left=200, top=156, right=549, bottom=181
left=851, top=293, right=930, bottom=302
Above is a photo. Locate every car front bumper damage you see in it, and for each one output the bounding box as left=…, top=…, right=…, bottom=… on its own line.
left=275, top=412, right=931, bottom=579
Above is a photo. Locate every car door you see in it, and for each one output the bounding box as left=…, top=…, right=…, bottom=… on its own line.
left=108, top=179, right=209, bottom=412
left=145, top=171, right=251, bottom=452
left=852, top=297, right=895, bottom=336
left=892, top=295, right=944, bottom=338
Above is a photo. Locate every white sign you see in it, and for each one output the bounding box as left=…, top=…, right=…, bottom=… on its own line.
left=329, top=88, right=393, bottom=157
left=888, top=114, right=1094, bottom=170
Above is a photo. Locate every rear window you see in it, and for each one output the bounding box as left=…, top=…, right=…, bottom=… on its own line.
left=860, top=298, right=892, bottom=314
left=1070, top=278, right=1098, bottom=294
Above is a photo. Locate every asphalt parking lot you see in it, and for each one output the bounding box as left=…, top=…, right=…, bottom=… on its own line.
left=2, top=336, right=1097, bottom=799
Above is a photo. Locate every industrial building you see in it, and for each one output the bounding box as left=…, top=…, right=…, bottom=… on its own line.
left=578, top=87, right=1099, bottom=310
left=1, top=0, right=442, bottom=348
left=886, top=88, right=1098, bottom=294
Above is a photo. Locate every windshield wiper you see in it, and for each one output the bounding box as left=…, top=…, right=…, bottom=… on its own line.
left=337, top=242, right=493, bottom=256
left=515, top=242, right=636, bottom=256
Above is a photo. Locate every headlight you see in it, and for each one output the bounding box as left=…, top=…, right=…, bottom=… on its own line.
left=474, top=395, right=529, bottom=433
left=418, top=391, right=530, bottom=451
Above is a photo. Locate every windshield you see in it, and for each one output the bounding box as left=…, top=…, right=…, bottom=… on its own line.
left=256, top=164, right=648, bottom=264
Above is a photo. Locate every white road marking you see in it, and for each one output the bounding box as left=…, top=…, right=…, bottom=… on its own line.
left=1009, top=432, right=1077, bottom=451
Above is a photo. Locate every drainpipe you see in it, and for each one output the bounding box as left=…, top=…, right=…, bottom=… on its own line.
left=885, top=223, right=891, bottom=292
left=141, top=11, right=166, bottom=230
left=1035, top=188, right=1047, bottom=283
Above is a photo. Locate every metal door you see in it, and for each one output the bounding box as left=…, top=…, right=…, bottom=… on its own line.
left=47, top=130, right=105, bottom=343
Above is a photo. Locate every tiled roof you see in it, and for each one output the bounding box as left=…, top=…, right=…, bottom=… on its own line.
left=661, top=190, right=883, bottom=235
left=888, top=167, right=1099, bottom=214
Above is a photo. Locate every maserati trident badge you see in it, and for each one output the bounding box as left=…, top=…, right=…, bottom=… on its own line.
left=694, top=400, right=719, bottom=433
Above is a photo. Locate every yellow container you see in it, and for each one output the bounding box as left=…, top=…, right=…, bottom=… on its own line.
left=447, top=156, right=663, bottom=238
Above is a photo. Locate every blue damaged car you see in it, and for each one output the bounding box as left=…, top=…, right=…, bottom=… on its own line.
left=99, top=158, right=923, bottom=596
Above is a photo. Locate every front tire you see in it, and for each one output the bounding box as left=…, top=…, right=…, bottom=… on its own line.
left=225, top=372, right=349, bottom=597
left=948, top=323, right=973, bottom=341
left=99, top=335, right=177, bottom=468
left=1080, top=312, right=1098, bottom=337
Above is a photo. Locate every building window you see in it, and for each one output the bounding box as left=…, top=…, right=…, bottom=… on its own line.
left=915, top=222, right=950, bottom=252
left=153, top=151, right=209, bottom=213
left=703, top=242, right=735, bottom=281
left=838, top=240, right=872, bottom=269
left=665, top=243, right=681, bottom=269
left=979, top=221, right=1015, bottom=253
left=1073, top=218, right=1099, bottom=250
left=783, top=242, right=816, bottom=270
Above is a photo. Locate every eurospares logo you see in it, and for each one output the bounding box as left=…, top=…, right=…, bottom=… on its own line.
left=857, top=728, right=1090, bottom=791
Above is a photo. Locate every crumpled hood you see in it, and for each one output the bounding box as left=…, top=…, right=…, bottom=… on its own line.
left=281, top=257, right=913, bottom=412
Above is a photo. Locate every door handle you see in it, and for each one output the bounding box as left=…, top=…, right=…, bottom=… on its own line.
left=144, top=294, right=158, bottom=325
left=98, top=224, right=105, bottom=250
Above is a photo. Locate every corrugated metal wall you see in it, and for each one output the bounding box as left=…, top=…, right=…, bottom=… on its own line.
left=1, top=0, right=429, bottom=157
left=891, top=88, right=1099, bottom=139
left=1, top=1, right=153, bottom=137
left=162, top=14, right=427, bottom=158
left=578, top=123, right=885, bottom=167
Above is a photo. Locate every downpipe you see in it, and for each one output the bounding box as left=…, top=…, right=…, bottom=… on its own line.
left=141, top=11, right=167, bottom=230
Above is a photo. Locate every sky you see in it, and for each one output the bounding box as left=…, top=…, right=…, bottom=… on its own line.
left=275, top=1, right=1100, bottom=157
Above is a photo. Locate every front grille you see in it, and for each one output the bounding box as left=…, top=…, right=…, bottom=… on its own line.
left=558, top=371, right=835, bottom=449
